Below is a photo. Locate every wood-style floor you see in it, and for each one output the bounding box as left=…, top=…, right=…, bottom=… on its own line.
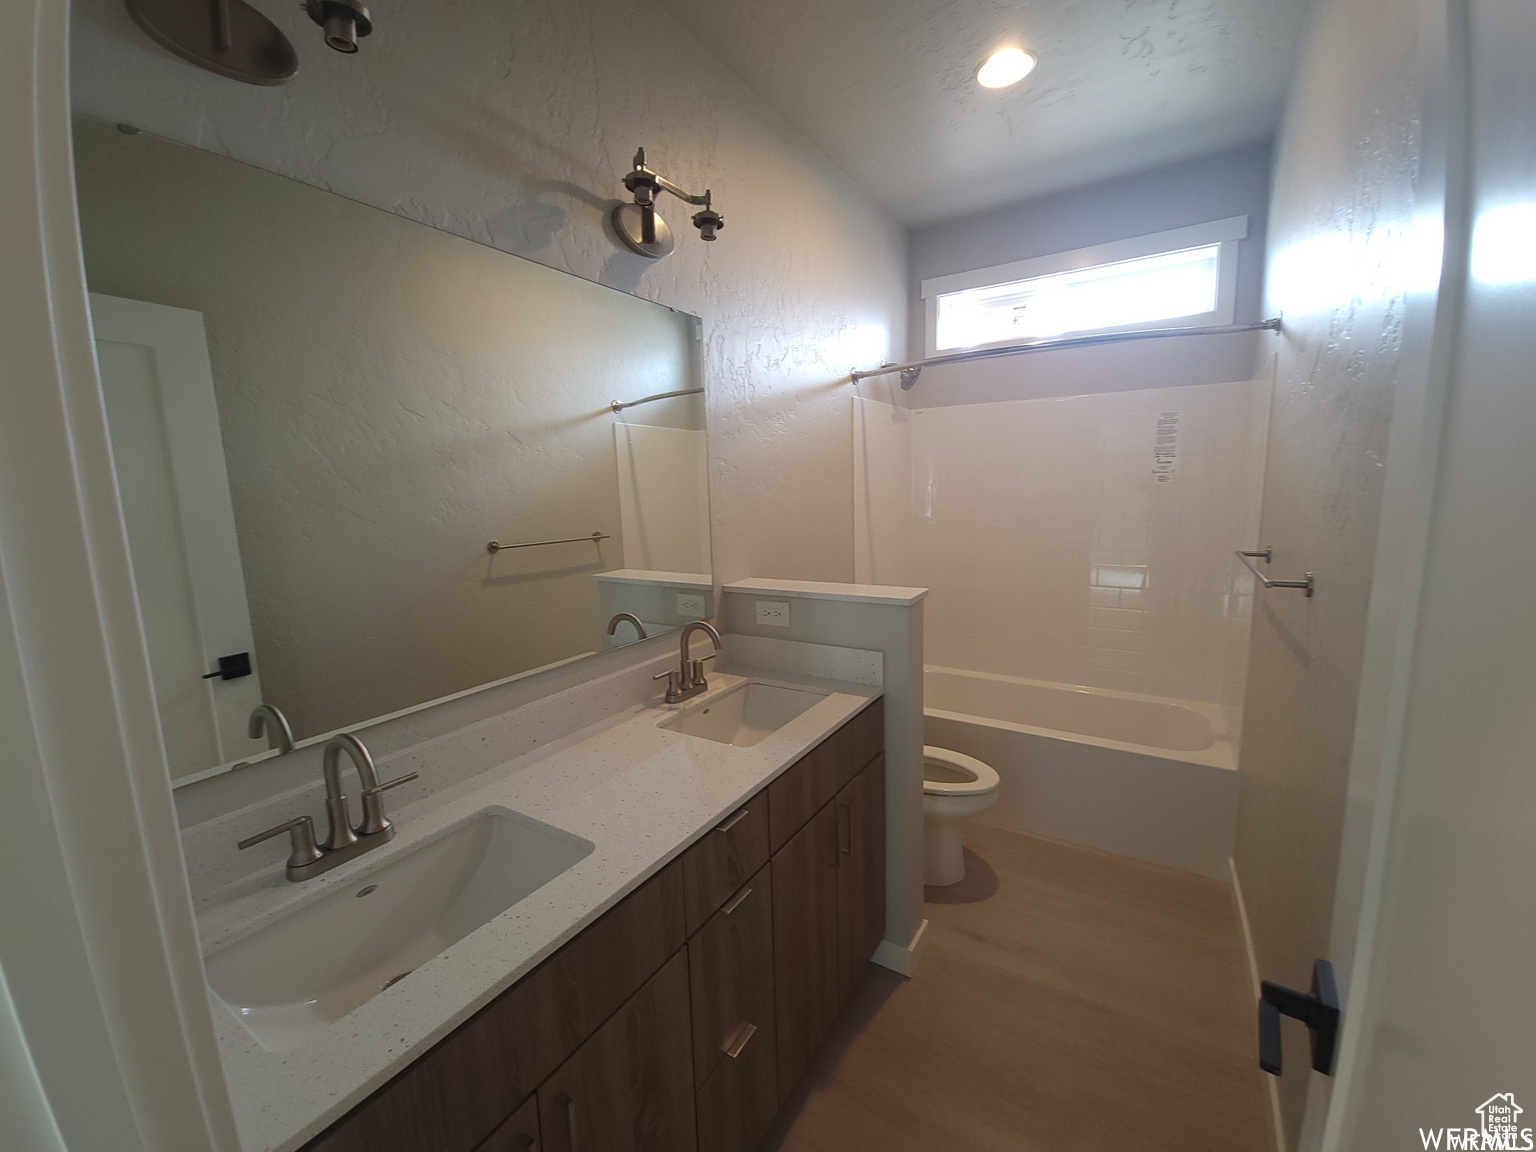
left=763, top=822, right=1271, bottom=1151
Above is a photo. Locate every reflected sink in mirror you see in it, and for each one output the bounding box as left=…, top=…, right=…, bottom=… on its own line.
left=663, top=682, right=829, bottom=747
left=205, top=809, right=592, bottom=1053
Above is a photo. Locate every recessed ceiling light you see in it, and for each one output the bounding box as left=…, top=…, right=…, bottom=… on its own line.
left=976, top=47, right=1037, bottom=89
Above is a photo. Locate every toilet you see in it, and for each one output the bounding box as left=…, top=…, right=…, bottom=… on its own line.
left=922, top=745, right=1001, bottom=886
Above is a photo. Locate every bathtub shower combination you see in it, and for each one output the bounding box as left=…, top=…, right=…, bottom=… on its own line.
left=924, top=666, right=1238, bottom=879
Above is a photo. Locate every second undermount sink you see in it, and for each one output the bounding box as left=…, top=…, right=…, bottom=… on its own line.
left=663, top=681, right=829, bottom=747
left=204, top=808, right=592, bottom=1053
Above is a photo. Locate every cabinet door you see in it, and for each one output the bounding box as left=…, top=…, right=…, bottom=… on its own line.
left=771, top=803, right=841, bottom=1098
left=475, top=1096, right=539, bottom=1152
left=688, top=864, right=774, bottom=1088
left=695, top=998, right=778, bottom=1152
left=538, top=952, right=696, bottom=1152
left=836, top=754, right=886, bottom=1005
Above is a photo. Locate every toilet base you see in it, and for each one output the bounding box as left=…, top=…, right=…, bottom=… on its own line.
left=924, top=817, right=967, bottom=886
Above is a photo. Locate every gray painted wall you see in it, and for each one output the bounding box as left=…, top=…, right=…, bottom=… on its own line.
left=902, top=142, right=1274, bottom=405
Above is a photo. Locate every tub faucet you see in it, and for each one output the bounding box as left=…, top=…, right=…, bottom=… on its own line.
left=237, top=731, right=418, bottom=882
left=606, top=612, right=648, bottom=641
left=655, top=620, right=722, bottom=704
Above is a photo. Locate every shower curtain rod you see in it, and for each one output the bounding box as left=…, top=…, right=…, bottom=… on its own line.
left=850, top=317, right=1283, bottom=387
left=610, top=386, right=705, bottom=413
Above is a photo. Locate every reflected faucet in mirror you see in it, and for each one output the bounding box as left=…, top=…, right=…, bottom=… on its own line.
left=237, top=732, right=418, bottom=882
left=607, top=613, right=648, bottom=641
left=247, top=704, right=296, bottom=755
left=654, top=620, right=722, bottom=704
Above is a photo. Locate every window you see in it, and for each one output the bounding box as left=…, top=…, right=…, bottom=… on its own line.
left=921, top=216, right=1247, bottom=355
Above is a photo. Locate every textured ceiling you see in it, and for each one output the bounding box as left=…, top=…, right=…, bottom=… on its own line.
left=654, top=0, right=1311, bottom=225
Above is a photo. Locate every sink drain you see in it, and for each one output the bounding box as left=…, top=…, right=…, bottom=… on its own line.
left=381, top=970, right=412, bottom=992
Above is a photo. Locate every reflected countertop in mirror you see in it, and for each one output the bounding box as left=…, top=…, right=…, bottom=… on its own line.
left=73, top=117, right=713, bottom=785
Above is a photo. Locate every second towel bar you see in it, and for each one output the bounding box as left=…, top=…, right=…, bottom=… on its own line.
left=488, top=531, right=609, bottom=554
left=1236, top=548, right=1315, bottom=597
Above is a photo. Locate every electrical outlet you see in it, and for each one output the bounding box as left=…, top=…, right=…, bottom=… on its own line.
left=755, top=599, right=790, bottom=627
left=676, top=592, right=705, bottom=617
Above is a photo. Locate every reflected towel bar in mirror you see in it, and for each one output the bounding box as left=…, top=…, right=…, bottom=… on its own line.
left=487, top=531, right=610, bottom=554
left=610, top=387, right=704, bottom=413
left=1235, top=548, right=1315, bottom=597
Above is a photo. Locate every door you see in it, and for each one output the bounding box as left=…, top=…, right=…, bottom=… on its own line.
left=772, top=803, right=841, bottom=1098
left=1233, top=0, right=1459, bottom=1146
left=835, top=754, right=886, bottom=1003
left=90, top=293, right=266, bottom=780
left=537, top=953, right=695, bottom=1152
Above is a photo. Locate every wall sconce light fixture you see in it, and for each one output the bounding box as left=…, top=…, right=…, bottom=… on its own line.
left=612, top=148, right=724, bottom=259
left=305, top=0, right=373, bottom=54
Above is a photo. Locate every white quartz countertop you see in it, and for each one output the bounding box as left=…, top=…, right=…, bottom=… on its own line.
left=203, top=665, right=881, bottom=1152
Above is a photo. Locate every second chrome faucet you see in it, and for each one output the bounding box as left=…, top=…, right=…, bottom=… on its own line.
left=654, top=620, right=723, bottom=704
left=238, top=732, right=418, bottom=882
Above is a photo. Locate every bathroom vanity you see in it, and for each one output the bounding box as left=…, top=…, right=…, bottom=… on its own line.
left=189, top=651, right=889, bottom=1152
left=297, top=695, right=883, bottom=1152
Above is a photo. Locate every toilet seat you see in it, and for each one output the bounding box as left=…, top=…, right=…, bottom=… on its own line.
left=922, top=745, right=1000, bottom=797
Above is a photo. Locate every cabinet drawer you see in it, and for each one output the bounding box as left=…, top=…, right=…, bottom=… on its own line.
left=682, top=793, right=769, bottom=936
left=537, top=952, right=696, bottom=1152
left=303, top=859, right=685, bottom=1152
left=474, top=1096, right=539, bottom=1152
left=768, top=696, right=883, bottom=851
left=695, top=998, right=778, bottom=1152
left=687, top=863, right=774, bottom=1088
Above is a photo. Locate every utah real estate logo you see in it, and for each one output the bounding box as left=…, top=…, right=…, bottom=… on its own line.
left=1421, top=1094, right=1534, bottom=1150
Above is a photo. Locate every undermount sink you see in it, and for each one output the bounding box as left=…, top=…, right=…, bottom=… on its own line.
left=205, top=808, right=592, bottom=1053
left=662, top=681, right=828, bottom=747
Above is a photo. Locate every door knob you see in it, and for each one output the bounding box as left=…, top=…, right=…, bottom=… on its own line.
left=1258, top=958, right=1340, bottom=1076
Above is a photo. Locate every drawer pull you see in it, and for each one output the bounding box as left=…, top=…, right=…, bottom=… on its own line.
left=714, top=806, right=750, bottom=834
left=838, top=802, right=852, bottom=856
left=723, top=1021, right=758, bottom=1059
left=720, top=885, right=753, bottom=915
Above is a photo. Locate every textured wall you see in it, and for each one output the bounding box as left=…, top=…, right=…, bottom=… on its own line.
left=903, top=142, right=1274, bottom=406
left=1233, top=0, right=1437, bottom=1143
left=70, top=0, right=907, bottom=590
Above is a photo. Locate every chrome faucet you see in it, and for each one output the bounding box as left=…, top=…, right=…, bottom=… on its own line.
left=606, top=612, right=648, bottom=641
left=247, top=703, right=296, bottom=754
left=237, top=731, right=418, bottom=881
left=654, top=620, right=722, bottom=704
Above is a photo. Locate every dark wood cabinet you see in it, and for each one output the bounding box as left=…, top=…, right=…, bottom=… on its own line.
left=302, top=695, right=883, bottom=1152
left=475, top=1096, right=540, bottom=1152
left=688, top=864, right=775, bottom=1089
left=681, top=795, right=770, bottom=936
left=694, top=999, right=778, bottom=1152
left=537, top=952, right=695, bottom=1152
left=767, top=698, right=883, bottom=852
left=836, top=754, right=886, bottom=1004
left=771, top=802, right=842, bottom=1097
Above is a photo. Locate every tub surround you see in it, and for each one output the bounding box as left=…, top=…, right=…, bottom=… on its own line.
left=185, top=640, right=881, bottom=1152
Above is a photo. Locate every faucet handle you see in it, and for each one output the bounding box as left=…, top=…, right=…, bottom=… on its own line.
left=238, top=815, right=323, bottom=871
left=357, top=771, right=419, bottom=837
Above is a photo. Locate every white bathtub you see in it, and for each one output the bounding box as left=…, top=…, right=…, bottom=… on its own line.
left=923, top=666, right=1238, bottom=879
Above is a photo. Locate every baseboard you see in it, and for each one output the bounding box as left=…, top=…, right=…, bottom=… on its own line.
left=872, top=918, right=929, bottom=977
left=1230, top=857, right=1286, bottom=1152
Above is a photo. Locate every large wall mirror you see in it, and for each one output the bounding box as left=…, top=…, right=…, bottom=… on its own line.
left=73, top=117, right=713, bottom=787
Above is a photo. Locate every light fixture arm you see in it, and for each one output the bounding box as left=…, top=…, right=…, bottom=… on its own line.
left=613, top=147, right=724, bottom=257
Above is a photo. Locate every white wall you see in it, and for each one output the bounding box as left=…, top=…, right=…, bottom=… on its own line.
left=904, top=142, right=1273, bottom=406
left=1324, top=2, right=1536, bottom=1147
left=69, top=0, right=908, bottom=589
left=855, top=378, right=1268, bottom=720
left=1230, top=0, right=1454, bottom=1144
